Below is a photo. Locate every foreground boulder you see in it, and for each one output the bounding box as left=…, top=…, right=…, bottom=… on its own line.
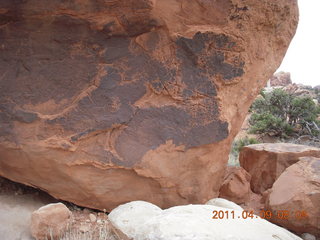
left=0, top=0, right=298, bottom=210
left=31, top=203, right=72, bottom=240
left=240, top=143, right=320, bottom=194
left=219, top=166, right=251, bottom=204
left=109, top=200, right=302, bottom=240
left=266, top=157, right=320, bottom=238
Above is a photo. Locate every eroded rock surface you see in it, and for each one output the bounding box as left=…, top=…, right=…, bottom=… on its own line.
left=240, top=143, right=320, bottom=194
left=0, top=0, right=298, bottom=210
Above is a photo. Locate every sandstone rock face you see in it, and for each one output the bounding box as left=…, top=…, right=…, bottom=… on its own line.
left=270, top=71, right=292, bottom=86
left=0, top=0, right=298, bottom=210
left=31, top=203, right=72, bottom=240
left=219, top=166, right=251, bottom=204
left=240, top=143, right=320, bottom=194
left=109, top=200, right=302, bottom=240
left=266, top=157, right=320, bottom=238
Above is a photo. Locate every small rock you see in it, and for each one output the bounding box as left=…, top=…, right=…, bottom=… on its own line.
left=31, top=203, right=72, bottom=240
left=79, top=224, right=90, bottom=233
left=301, top=233, right=316, bottom=240
left=219, top=166, right=251, bottom=204
left=89, top=213, right=97, bottom=222
left=83, top=208, right=90, bottom=214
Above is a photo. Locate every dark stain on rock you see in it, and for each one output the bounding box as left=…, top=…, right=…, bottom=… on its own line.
left=115, top=106, right=228, bottom=167
left=211, top=34, right=236, bottom=49
left=102, top=21, right=116, bottom=35
left=119, top=14, right=159, bottom=37
left=230, top=4, right=250, bottom=21
left=0, top=15, right=99, bottom=107
left=103, top=37, right=131, bottom=63
left=177, top=32, right=245, bottom=83
left=143, top=31, right=160, bottom=52
left=0, top=104, right=15, bottom=137
left=70, top=129, right=95, bottom=142
left=13, top=110, right=39, bottom=123
left=177, top=34, right=216, bottom=97
left=0, top=11, right=20, bottom=26
left=206, top=52, right=244, bottom=80
left=1, top=13, right=231, bottom=167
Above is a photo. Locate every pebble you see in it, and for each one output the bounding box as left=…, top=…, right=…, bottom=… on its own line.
left=79, top=224, right=90, bottom=233
left=89, top=213, right=97, bottom=222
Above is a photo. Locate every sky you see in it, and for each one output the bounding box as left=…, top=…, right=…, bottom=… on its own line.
left=277, top=0, right=320, bottom=87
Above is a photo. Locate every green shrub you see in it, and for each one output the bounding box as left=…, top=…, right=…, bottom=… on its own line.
left=249, top=112, right=293, bottom=137
left=314, top=88, right=320, bottom=103
left=233, top=137, right=260, bottom=154
left=228, top=137, right=260, bottom=166
left=249, top=88, right=320, bottom=138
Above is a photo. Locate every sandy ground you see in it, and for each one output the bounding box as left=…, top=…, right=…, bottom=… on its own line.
left=0, top=177, right=121, bottom=240
left=0, top=177, right=57, bottom=240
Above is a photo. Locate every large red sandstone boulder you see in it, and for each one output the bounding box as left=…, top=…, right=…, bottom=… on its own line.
left=219, top=166, right=251, bottom=204
left=265, top=157, right=320, bottom=237
left=0, top=0, right=298, bottom=211
left=240, top=143, right=320, bottom=194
